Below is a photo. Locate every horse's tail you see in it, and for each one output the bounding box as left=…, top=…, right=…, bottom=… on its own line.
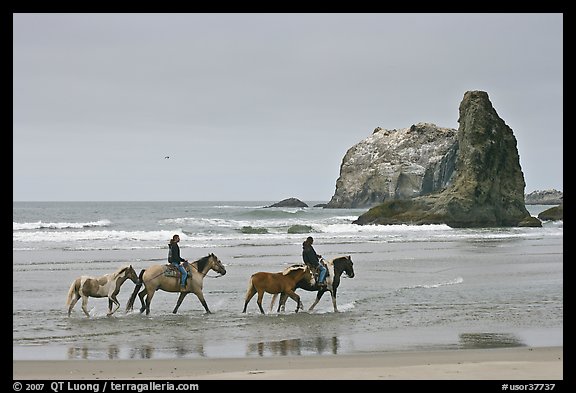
left=126, top=269, right=145, bottom=312
left=244, top=274, right=259, bottom=301
left=65, top=279, right=78, bottom=306
left=269, top=293, right=279, bottom=313
left=245, top=274, right=253, bottom=294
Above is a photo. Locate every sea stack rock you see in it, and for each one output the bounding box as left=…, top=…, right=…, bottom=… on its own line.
left=325, top=123, right=458, bottom=208
left=266, top=198, right=308, bottom=208
left=537, top=203, right=563, bottom=221
left=353, top=91, right=541, bottom=228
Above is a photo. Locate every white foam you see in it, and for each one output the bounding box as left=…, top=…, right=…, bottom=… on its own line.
left=13, top=219, right=111, bottom=230
left=410, top=277, right=464, bottom=289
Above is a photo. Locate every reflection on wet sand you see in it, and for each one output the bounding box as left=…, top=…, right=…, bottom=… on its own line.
left=67, top=346, right=89, bottom=360
left=459, top=333, right=526, bottom=349
left=129, top=345, right=154, bottom=359
left=175, top=343, right=206, bottom=358
left=247, top=336, right=339, bottom=356
left=108, top=344, right=120, bottom=359
left=67, top=343, right=207, bottom=360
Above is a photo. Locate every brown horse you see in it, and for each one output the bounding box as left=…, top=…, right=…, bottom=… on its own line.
left=126, top=253, right=226, bottom=315
left=66, top=265, right=140, bottom=317
left=271, top=255, right=355, bottom=313
left=242, top=265, right=314, bottom=314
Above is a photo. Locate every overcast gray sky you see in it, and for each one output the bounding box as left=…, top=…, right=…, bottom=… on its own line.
left=13, top=13, right=563, bottom=202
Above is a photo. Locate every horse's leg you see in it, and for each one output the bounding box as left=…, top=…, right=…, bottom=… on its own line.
left=108, top=296, right=120, bottom=316
left=269, top=293, right=278, bottom=313
left=81, top=295, right=91, bottom=317
left=172, top=292, right=188, bottom=314
left=277, top=293, right=288, bottom=313
left=242, top=285, right=257, bottom=313
left=331, top=286, right=338, bottom=312
left=138, top=287, right=147, bottom=314
left=284, top=290, right=301, bottom=313
left=193, top=290, right=211, bottom=314
left=68, top=294, right=80, bottom=316
left=144, top=288, right=156, bottom=315
left=308, top=289, right=327, bottom=312
left=256, top=290, right=266, bottom=314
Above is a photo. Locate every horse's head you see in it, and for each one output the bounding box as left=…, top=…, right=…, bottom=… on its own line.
left=302, top=265, right=315, bottom=286
left=125, top=265, right=140, bottom=284
left=208, top=253, right=226, bottom=276
left=286, top=265, right=315, bottom=286
left=116, top=264, right=139, bottom=284
left=283, top=264, right=315, bottom=286
left=336, top=256, right=355, bottom=278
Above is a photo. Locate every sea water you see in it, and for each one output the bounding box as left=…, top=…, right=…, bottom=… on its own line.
left=13, top=201, right=563, bottom=360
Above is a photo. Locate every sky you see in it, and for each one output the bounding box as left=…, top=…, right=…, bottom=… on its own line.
left=13, top=13, right=563, bottom=202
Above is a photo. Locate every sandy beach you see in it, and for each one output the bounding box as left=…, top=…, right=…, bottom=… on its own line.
left=13, top=346, right=562, bottom=380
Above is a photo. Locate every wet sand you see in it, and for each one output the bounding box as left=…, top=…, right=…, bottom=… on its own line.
left=13, top=346, right=562, bottom=380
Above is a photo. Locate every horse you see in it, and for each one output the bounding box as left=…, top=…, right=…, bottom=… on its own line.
left=66, top=264, right=140, bottom=317
left=271, top=255, right=355, bottom=313
left=126, top=253, right=226, bottom=315
left=242, top=265, right=314, bottom=314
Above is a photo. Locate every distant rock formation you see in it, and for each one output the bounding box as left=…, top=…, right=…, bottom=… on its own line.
left=326, top=123, right=458, bottom=208
left=266, top=198, right=308, bottom=208
left=353, top=91, right=541, bottom=228
left=525, top=189, right=563, bottom=205
left=287, top=224, right=314, bottom=233
left=537, top=203, right=563, bottom=221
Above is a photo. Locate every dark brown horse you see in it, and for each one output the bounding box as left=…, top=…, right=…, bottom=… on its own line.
left=66, top=265, right=140, bottom=317
left=126, top=253, right=226, bottom=315
left=271, top=255, right=355, bottom=313
left=242, top=265, right=314, bottom=314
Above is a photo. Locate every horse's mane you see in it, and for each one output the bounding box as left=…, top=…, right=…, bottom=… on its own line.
left=332, top=256, right=349, bottom=265
left=281, top=264, right=306, bottom=275
left=194, top=255, right=212, bottom=272
left=112, top=264, right=132, bottom=278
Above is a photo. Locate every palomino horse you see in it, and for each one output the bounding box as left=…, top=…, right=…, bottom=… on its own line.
left=66, top=265, right=140, bottom=317
left=242, top=265, right=314, bottom=314
left=126, top=253, right=226, bottom=315
left=271, top=255, right=355, bottom=313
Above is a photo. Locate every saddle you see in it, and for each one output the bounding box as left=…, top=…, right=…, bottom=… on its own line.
left=164, top=262, right=192, bottom=280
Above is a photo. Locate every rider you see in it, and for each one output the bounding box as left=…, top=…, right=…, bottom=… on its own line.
left=168, top=234, right=188, bottom=291
left=302, top=236, right=327, bottom=288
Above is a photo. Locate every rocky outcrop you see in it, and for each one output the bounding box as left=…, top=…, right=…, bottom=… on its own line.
left=266, top=198, right=308, bottom=208
left=353, top=91, right=541, bottom=228
left=537, top=203, right=563, bottom=221
left=326, top=123, right=458, bottom=208
left=525, top=189, right=563, bottom=205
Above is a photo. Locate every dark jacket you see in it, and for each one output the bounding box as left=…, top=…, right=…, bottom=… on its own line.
left=168, top=242, right=185, bottom=264
left=302, top=244, right=320, bottom=267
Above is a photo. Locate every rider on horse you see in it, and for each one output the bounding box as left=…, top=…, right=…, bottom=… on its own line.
left=168, top=234, right=189, bottom=291
left=302, top=236, right=327, bottom=289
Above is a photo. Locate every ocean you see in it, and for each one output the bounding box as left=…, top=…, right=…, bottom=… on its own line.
left=13, top=201, right=563, bottom=360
